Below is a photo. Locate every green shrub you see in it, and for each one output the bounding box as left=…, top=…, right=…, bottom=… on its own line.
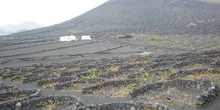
left=144, top=73, right=150, bottom=81
left=69, top=30, right=82, bottom=35
left=140, top=51, right=152, bottom=55
left=150, top=35, right=163, bottom=42
left=80, top=71, right=98, bottom=79
left=115, top=35, right=125, bottom=39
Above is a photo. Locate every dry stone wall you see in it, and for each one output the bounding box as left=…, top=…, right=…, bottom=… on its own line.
left=0, top=49, right=219, bottom=109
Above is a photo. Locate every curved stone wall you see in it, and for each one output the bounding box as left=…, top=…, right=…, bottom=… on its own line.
left=65, top=101, right=174, bottom=110
left=0, top=94, right=82, bottom=110
left=129, top=79, right=219, bottom=107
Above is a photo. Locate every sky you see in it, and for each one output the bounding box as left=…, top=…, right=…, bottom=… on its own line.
left=0, top=0, right=108, bottom=27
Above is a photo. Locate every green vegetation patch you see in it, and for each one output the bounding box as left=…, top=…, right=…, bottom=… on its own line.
left=114, top=35, right=132, bottom=39
left=140, top=52, right=152, bottom=55
left=80, top=71, right=98, bottom=79
left=140, top=68, right=177, bottom=82
left=198, top=0, right=220, bottom=4
left=150, top=35, right=164, bottom=42
left=146, top=87, right=196, bottom=109
left=69, top=30, right=82, bottom=35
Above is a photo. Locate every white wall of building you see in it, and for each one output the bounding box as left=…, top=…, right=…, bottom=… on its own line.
left=81, top=35, right=91, bottom=40
left=60, top=35, right=77, bottom=42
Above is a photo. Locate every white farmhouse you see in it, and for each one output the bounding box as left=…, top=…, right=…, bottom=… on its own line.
left=81, top=35, right=91, bottom=40
left=60, top=35, right=77, bottom=42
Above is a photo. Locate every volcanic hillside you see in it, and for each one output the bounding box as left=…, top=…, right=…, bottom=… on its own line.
left=6, top=0, right=220, bottom=38
left=1, top=0, right=220, bottom=110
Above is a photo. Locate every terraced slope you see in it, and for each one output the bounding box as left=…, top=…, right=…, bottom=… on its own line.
left=0, top=0, right=220, bottom=109
left=4, top=0, right=220, bottom=39
left=1, top=49, right=220, bottom=110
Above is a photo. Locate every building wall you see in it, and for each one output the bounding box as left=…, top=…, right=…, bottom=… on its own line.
left=60, top=35, right=76, bottom=41
left=81, top=35, right=91, bottom=40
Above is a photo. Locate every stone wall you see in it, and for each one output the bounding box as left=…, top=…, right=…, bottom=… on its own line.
left=81, top=79, right=139, bottom=94
left=196, top=82, right=219, bottom=107
left=129, top=79, right=219, bottom=107
left=37, top=76, right=77, bottom=86
left=0, top=84, right=17, bottom=92
left=169, top=69, right=210, bottom=79
left=0, top=95, right=82, bottom=110
left=0, top=89, right=42, bottom=100
left=65, top=101, right=174, bottom=110
left=54, top=78, right=105, bottom=90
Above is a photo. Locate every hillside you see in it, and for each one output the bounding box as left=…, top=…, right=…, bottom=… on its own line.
left=0, top=30, right=6, bottom=35
left=0, top=21, right=42, bottom=35
left=1, top=0, right=220, bottom=110
left=5, top=0, right=220, bottom=38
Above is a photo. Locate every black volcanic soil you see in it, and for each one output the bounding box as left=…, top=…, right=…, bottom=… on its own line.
left=0, top=33, right=220, bottom=110
left=3, top=0, right=220, bottom=39
left=0, top=44, right=220, bottom=109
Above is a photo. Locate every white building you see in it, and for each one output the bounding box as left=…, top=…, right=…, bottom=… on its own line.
left=81, top=35, right=91, bottom=40
left=60, top=35, right=77, bottom=42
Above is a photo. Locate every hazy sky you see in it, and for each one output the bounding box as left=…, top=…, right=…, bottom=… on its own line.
left=0, top=0, right=108, bottom=27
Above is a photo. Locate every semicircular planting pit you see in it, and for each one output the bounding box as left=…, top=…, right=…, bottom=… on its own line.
left=0, top=49, right=220, bottom=110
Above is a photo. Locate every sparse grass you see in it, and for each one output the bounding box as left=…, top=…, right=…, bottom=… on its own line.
left=42, top=83, right=55, bottom=89
left=114, top=35, right=132, bottom=39
left=186, top=72, right=220, bottom=84
left=70, top=79, right=102, bottom=89
left=207, top=19, right=219, bottom=23
left=132, top=59, right=150, bottom=64
left=106, top=64, right=119, bottom=72
left=170, top=68, right=177, bottom=73
left=114, top=35, right=125, bottom=39
left=140, top=70, right=174, bottom=82
left=87, top=68, right=96, bottom=72
left=129, top=82, right=141, bottom=88
left=49, top=67, right=68, bottom=77
left=215, top=56, right=220, bottom=61
left=199, top=0, right=220, bottom=4
left=63, top=82, right=91, bottom=92
left=11, top=75, right=24, bottom=83
left=213, top=76, right=220, bottom=84
left=150, top=35, right=163, bottom=42
left=196, top=20, right=205, bottom=23
left=59, top=67, right=67, bottom=71
left=109, top=74, right=128, bottom=80
left=138, top=72, right=157, bottom=83
left=99, top=82, right=140, bottom=98
left=71, top=67, right=81, bottom=71
left=80, top=71, right=98, bottom=79
left=181, top=62, right=204, bottom=69
left=51, top=71, right=60, bottom=77
left=159, top=71, right=170, bottom=81
left=69, top=30, right=82, bottom=35
left=146, top=87, right=196, bottom=108
left=111, top=87, right=130, bottom=98
left=0, top=93, right=28, bottom=101
left=144, top=106, right=154, bottom=110
left=36, top=100, right=60, bottom=110
left=140, top=52, right=152, bottom=55
left=71, top=83, right=85, bottom=88
left=144, top=73, right=150, bottom=81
